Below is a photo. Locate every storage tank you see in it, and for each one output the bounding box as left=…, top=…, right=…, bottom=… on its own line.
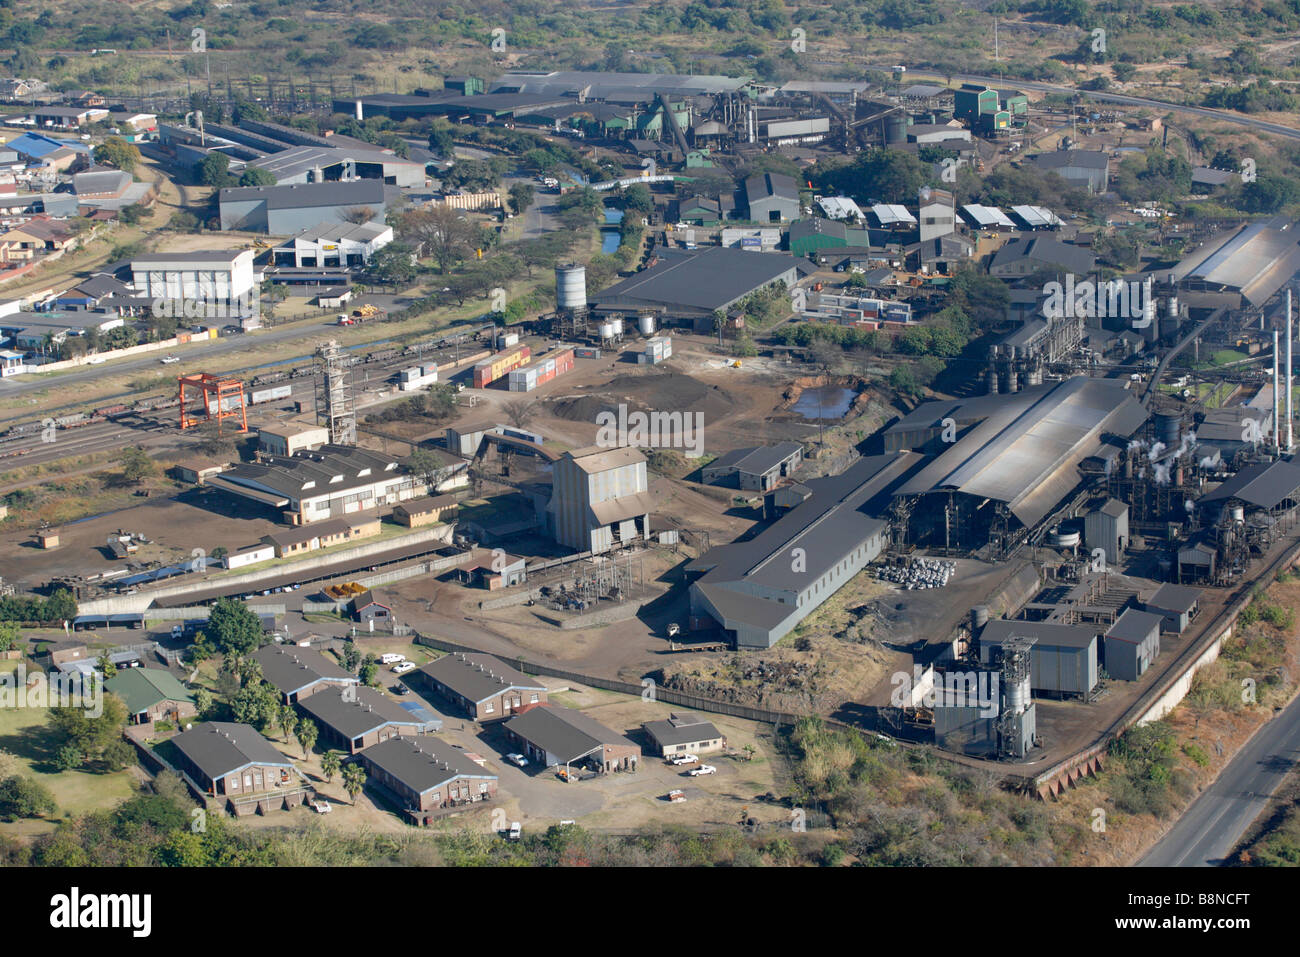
left=555, top=264, right=587, bottom=311
left=971, top=606, right=990, bottom=631
left=609, top=317, right=624, bottom=336
left=597, top=322, right=617, bottom=340
left=1005, top=671, right=1030, bottom=715
left=1230, top=504, right=1245, bottom=524
left=1047, top=526, right=1081, bottom=549
left=638, top=313, right=656, bottom=335
left=1155, top=411, right=1181, bottom=449
left=885, top=113, right=907, bottom=144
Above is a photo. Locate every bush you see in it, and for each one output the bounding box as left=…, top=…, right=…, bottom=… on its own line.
left=0, top=775, right=57, bottom=821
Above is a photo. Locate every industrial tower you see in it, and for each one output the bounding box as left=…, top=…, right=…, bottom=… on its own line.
left=316, top=339, right=356, bottom=446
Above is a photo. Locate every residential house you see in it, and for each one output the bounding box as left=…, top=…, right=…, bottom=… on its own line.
left=642, top=712, right=726, bottom=757
left=168, top=721, right=296, bottom=798
left=251, top=645, right=359, bottom=703
left=504, top=704, right=641, bottom=772
left=104, top=668, right=197, bottom=725
left=261, top=516, right=382, bottom=557
left=358, top=735, right=497, bottom=823
left=296, top=685, right=432, bottom=753
left=416, top=652, right=546, bottom=721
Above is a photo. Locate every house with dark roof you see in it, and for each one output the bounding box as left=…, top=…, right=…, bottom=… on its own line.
left=1104, top=609, right=1163, bottom=681
left=351, top=588, right=392, bottom=622
left=168, top=722, right=295, bottom=798
left=504, top=704, right=640, bottom=772
left=296, top=685, right=432, bottom=753
left=417, top=652, right=546, bottom=720
left=701, top=442, right=803, bottom=491
left=989, top=237, right=1096, bottom=278
left=252, top=644, right=359, bottom=703
left=358, top=735, right=497, bottom=823
left=105, top=668, right=197, bottom=725
left=642, top=712, right=725, bottom=757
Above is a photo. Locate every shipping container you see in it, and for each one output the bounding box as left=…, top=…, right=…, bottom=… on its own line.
left=505, top=348, right=573, bottom=392
left=574, top=347, right=601, bottom=359
left=472, top=345, right=531, bottom=388
left=250, top=385, right=292, bottom=405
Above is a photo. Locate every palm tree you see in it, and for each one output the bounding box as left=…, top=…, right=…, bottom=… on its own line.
left=321, top=750, right=341, bottom=784
left=296, top=718, right=318, bottom=759
left=280, top=706, right=297, bottom=743
left=341, top=762, right=367, bottom=805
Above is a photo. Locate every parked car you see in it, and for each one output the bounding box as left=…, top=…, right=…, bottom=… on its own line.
left=508, top=821, right=522, bottom=841
left=392, top=661, right=416, bottom=674
left=688, top=765, right=717, bottom=776
left=669, top=753, right=698, bottom=765
left=393, top=683, right=411, bottom=695
left=380, top=653, right=407, bottom=664
left=160, top=354, right=180, bottom=364
left=506, top=753, right=528, bottom=768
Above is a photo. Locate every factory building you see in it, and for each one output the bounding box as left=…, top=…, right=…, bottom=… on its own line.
left=1173, top=215, right=1300, bottom=309
left=978, top=619, right=1100, bottom=698
left=701, top=442, right=803, bottom=491
left=989, top=236, right=1094, bottom=278
left=547, top=446, right=654, bottom=554
left=1024, top=149, right=1111, bottom=194
left=243, top=145, right=425, bottom=188
left=1103, top=609, right=1163, bottom=681
left=916, top=187, right=956, bottom=243
left=888, top=378, right=1148, bottom=554
left=218, top=179, right=390, bottom=233
left=129, top=250, right=257, bottom=304
left=1084, top=498, right=1129, bottom=566
left=687, top=452, right=920, bottom=648
left=743, top=172, right=801, bottom=223
left=271, top=221, right=393, bottom=269
left=1143, top=583, right=1202, bottom=635
left=986, top=306, right=1086, bottom=394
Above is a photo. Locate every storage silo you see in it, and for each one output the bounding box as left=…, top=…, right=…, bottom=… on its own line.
left=1155, top=411, right=1181, bottom=449
left=555, top=264, right=587, bottom=312
left=638, top=313, right=656, bottom=335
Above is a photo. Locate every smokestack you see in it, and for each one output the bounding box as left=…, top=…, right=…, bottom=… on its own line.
left=1288, top=289, right=1294, bottom=453
left=1275, top=329, right=1281, bottom=456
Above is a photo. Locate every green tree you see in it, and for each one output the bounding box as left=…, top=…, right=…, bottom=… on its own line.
left=195, top=151, right=232, bottom=187
left=237, top=167, right=277, bottom=187
left=93, top=137, right=140, bottom=173
left=47, top=694, right=128, bottom=765
left=507, top=182, right=535, bottom=216
left=367, top=242, right=418, bottom=285
left=341, top=762, right=367, bottom=804
left=206, top=597, right=264, bottom=658
left=53, top=744, right=83, bottom=771
left=342, top=643, right=361, bottom=672
left=359, top=654, right=378, bottom=686
left=321, top=749, right=342, bottom=783
left=42, top=589, right=77, bottom=624
left=0, top=776, right=56, bottom=822
left=118, top=446, right=156, bottom=485
left=96, top=651, right=117, bottom=681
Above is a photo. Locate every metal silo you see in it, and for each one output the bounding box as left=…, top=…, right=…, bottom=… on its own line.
left=555, top=264, right=587, bottom=312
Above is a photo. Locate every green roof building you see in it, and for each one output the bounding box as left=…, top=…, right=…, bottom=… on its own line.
left=106, top=668, right=198, bottom=725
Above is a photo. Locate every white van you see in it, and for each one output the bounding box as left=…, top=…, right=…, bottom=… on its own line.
left=379, top=653, right=407, bottom=665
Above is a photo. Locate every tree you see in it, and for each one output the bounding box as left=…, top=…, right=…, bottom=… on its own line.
left=502, top=398, right=538, bottom=428
left=93, top=137, right=140, bottom=173
left=47, top=694, right=128, bottom=766
left=42, top=589, right=77, bottom=624
left=359, top=654, right=378, bottom=686
left=237, top=167, right=277, bottom=187
left=118, top=446, right=156, bottom=485
left=96, top=651, right=117, bottom=681
left=507, top=182, right=535, bottom=216
left=321, top=749, right=341, bottom=783
left=406, top=447, right=443, bottom=481
left=0, top=776, right=56, bottom=822
left=279, top=705, right=297, bottom=743
left=195, top=152, right=232, bottom=187
left=342, top=643, right=361, bottom=673
left=395, top=205, right=480, bottom=274
left=341, top=762, right=367, bottom=804
left=193, top=687, right=213, bottom=719
left=195, top=419, right=236, bottom=457
left=341, top=205, right=377, bottom=225
left=206, top=597, right=264, bottom=658
left=53, top=744, right=83, bottom=771
left=101, top=739, right=136, bottom=772
left=296, top=718, right=317, bottom=758
left=367, top=242, right=418, bottom=286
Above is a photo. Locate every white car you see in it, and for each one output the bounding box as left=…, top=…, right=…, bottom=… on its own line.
left=669, top=754, right=698, bottom=766
left=391, top=661, right=416, bottom=675
left=508, top=821, right=522, bottom=841
left=506, top=753, right=529, bottom=767
left=688, top=765, right=717, bottom=776
left=380, top=653, right=406, bottom=665
left=160, top=354, right=180, bottom=364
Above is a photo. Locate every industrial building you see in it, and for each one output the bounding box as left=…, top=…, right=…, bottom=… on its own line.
left=989, top=237, right=1094, bottom=278
left=888, top=378, right=1148, bottom=555
left=1084, top=498, right=1129, bottom=566
left=743, top=171, right=801, bottom=223
left=985, top=306, right=1086, bottom=394
left=129, top=250, right=257, bottom=304
left=590, top=247, right=799, bottom=323
left=978, top=619, right=1100, bottom=698
left=1143, top=583, right=1202, bottom=634
left=548, top=445, right=654, bottom=554
left=1103, top=609, right=1163, bottom=681
left=207, top=445, right=425, bottom=525
left=1173, top=216, right=1300, bottom=309
left=271, top=221, right=393, bottom=268
left=218, top=179, right=390, bottom=233
left=687, top=452, right=920, bottom=648
left=1024, top=149, right=1111, bottom=194
left=243, top=144, right=425, bottom=188
left=701, top=442, right=803, bottom=491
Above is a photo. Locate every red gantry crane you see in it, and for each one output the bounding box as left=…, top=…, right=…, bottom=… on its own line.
left=177, top=372, right=248, bottom=433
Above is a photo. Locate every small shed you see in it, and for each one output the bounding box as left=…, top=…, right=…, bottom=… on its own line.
left=38, top=528, right=60, bottom=549
left=1104, top=609, right=1163, bottom=681
left=1143, top=583, right=1201, bottom=634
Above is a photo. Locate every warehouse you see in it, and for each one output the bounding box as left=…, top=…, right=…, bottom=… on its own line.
left=1174, top=215, right=1300, bottom=308
left=548, top=445, right=653, bottom=554
left=1143, top=583, right=1201, bottom=634
left=1103, top=609, right=1163, bottom=681
left=989, top=237, right=1093, bottom=278
left=978, top=619, right=1100, bottom=697
left=219, top=180, right=390, bottom=233
left=271, top=221, right=393, bottom=268
left=890, top=378, right=1148, bottom=553
left=1024, top=149, right=1110, bottom=194
left=591, top=247, right=799, bottom=323
left=207, top=445, right=424, bottom=525
left=1084, top=498, right=1129, bottom=566
left=743, top=172, right=801, bottom=223
left=688, top=452, right=920, bottom=648
left=701, top=442, right=803, bottom=491
left=490, top=70, right=750, bottom=99
left=243, top=145, right=425, bottom=188
left=130, top=250, right=257, bottom=303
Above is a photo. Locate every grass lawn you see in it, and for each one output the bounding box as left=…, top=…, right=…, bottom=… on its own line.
left=0, top=705, right=138, bottom=828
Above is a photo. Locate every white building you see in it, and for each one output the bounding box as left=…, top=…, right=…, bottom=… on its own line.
left=130, top=250, right=257, bottom=304
left=273, top=221, right=393, bottom=269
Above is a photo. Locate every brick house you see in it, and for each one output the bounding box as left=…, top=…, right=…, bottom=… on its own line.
left=296, top=685, right=433, bottom=754
left=416, top=652, right=546, bottom=721
left=358, top=735, right=497, bottom=824
left=105, top=668, right=197, bottom=725
left=168, top=722, right=296, bottom=798
left=392, top=494, right=458, bottom=528
left=252, top=645, right=359, bottom=704
left=504, top=704, right=640, bottom=773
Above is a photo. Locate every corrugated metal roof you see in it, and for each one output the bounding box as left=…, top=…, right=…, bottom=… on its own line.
left=872, top=203, right=916, bottom=225
left=961, top=204, right=1016, bottom=229
left=1199, top=460, right=1300, bottom=509
left=1185, top=217, right=1300, bottom=307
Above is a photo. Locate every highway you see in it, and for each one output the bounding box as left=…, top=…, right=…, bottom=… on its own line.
left=871, top=66, right=1300, bottom=142
left=1139, top=692, right=1300, bottom=866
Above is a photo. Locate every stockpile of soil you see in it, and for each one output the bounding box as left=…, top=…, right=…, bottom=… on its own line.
left=547, top=370, right=738, bottom=424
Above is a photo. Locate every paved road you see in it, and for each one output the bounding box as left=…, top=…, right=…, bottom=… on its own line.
left=874, top=67, right=1300, bottom=142
left=1139, top=693, right=1300, bottom=867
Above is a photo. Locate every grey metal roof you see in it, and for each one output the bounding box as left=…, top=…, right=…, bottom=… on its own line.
left=1099, top=498, right=1128, bottom=518
left=246, top=145, right=418, bottom=181
left=1008, top=206, right=1065, bottom=229
left=1199, top=460, right=1300, bottom=509
left=419, top=652, right=544, bottom=705
left=981, top=618, right=1098, bottom=651
left=1147, top=583, right=1201, bottom=614
left=358, top=734, right=495, bottom=795
left=297, top=685, right=425, bottom=739
left=504, top=705, right=635, bottom=763
left=960, top=204, right=1016, bottom=229
left=252, top=645, right=357, bottom=696
left=745, top=171, right=799, bottom=203
left=212, top=445, right=400, bottom=504
left=643, top=713, right=722, bottom=748
left=896, top=377, right=1147, bottom=529
left=990, top=236, right=1093, bottom=273
left=1183, top=217, right=1300, bottom=307
left=490, top=70, right=749, bottom=98
left=171, top=721, right=292, bottom=779
left=709, top=442, right=802, bottom=477
left=221, top=179, right=385, bottom=211
left=1027, top=149, right=1109, bottom=171
left=592, top=247, right=797, bottom=315
left=1106, top=608, right=1164, bottom=643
